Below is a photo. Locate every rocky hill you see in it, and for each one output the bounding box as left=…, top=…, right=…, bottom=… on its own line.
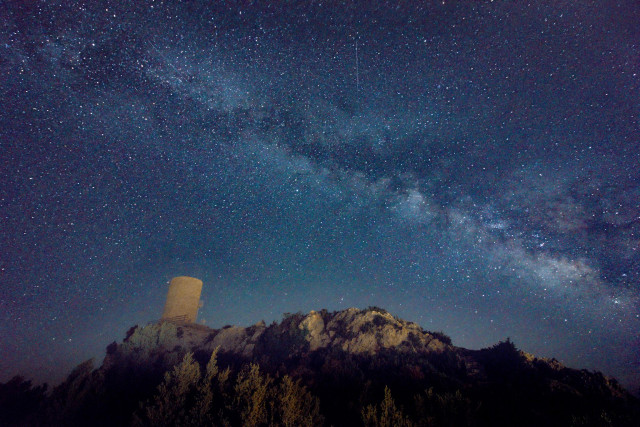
left=2, top=307, right=638, bottom=426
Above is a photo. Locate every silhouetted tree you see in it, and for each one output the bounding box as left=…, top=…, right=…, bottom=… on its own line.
left=46, top=358, right=103, bottom=425
left=0, top=376, right=47, bottom=426
left=414, top=387, right=475, bottom=427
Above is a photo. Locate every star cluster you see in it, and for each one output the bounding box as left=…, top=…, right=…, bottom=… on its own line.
left=1, top=1, right=638, bottom=391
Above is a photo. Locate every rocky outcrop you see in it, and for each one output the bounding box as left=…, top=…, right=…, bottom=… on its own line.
left=104, top=307, right=453, bottom=369
left=299, top=310, right=329, bottom=351
left=208, top=323, right=266, bottom=357
left=20, top=306, right=638, bottom=427
left=102, top=307, right=635, bottom=413
left=297, top=307, right=449, bottom=354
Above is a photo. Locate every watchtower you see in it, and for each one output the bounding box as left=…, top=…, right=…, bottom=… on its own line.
left=161, top=276, right=203, bottom=323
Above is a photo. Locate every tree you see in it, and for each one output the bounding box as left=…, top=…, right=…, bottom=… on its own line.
left=233, top=363, right=272, bottom=427
left=414, top=387, right=475, bottom=427
left=136, top=352, right=201, bottom=426
left=362, top=386, right=414, bottom=427
left=275, top=375, right=323, bottom=427
left=188, top=347, right=230, bottom=426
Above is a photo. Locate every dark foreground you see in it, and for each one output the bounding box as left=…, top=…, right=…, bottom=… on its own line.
left=2, top=308, right=638, bottom=426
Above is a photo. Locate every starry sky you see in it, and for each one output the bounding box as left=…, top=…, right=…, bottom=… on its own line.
left=1, top=1, right=639, bottom=391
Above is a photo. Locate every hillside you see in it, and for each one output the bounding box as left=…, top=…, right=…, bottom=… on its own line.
left=2, top=307, right=638, bottom=426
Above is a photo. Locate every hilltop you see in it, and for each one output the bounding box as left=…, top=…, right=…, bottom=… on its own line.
left=2, top=307, right=638, bottom=426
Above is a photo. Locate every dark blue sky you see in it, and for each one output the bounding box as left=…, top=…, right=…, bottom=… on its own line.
left=1, top=0, right=639, bottom=391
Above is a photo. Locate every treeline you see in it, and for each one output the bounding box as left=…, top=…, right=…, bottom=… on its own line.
left=1, top=348, right=323, bottom=427
left=2, top=344, right=638, bottom=426
left=134, top=349, right=322, bottom=426
left=0, top=348, right=475, bottom=427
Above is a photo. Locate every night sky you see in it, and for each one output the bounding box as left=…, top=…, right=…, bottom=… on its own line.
left=1, top=1, right=639, bottom=391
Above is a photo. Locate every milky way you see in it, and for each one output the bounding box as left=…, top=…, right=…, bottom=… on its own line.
left=1, top=1, right=638, bottom=391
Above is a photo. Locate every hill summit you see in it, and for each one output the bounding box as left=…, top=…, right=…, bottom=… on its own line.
left=2, top=307, right=638, bottom=426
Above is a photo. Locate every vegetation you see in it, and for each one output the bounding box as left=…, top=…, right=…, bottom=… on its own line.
left=134, top=349, right=322, bottom=427
left=1, top=310, right=638, bottom=426
left=0, top=376, right=47, bottom=426
left=362, top=386, right=413, bottom=427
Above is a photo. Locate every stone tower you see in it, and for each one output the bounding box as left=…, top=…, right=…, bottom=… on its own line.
left=161, top=276, right=203, bottom=323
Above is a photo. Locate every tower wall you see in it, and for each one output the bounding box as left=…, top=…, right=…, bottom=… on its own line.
left=161, top=276, right=203, bottom=323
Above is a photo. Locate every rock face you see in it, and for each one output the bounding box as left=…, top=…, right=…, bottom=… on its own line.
left=299, top=310, right=329, bottom=351
left=299, top=307, right=449, bottom=354
left=105, top=307, right=451, bottom=370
